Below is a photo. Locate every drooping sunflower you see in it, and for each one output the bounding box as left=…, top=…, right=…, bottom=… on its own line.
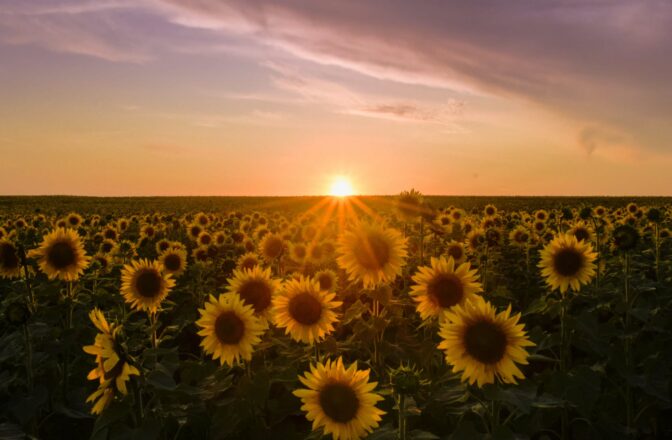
left=226, top=266, right=281, bottom=325
left=158, top=248, right=188, bottom=277
left=0, top=239, right=22, bottom=279
left=29, top=228, right=90, bottom=281
left=538, top=233, right=597, bottom=294
left=438, top=296, right=534, bottom=387
left=196, top=293, right=264, bottom=367
left=336, top=222, right=407, bottom=288
left=274, top=276, right=342, bottom=345
left=293, top=357, right=385, bottom=440
left=411, top=256, right=482, bottom=320
left=120, top=259, right=175, bottom=313
left=83, top=309, right=139, bottom=414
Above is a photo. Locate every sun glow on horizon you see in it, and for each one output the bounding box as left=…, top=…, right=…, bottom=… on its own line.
left=329, top=177, right=355, bottom=197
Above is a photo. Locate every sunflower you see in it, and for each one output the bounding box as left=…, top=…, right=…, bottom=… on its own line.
left=445, top=240, right=466, bottom=264
left=411, top=256, right=482, bottom=320
left=483, top=204, right=497, bottom=217
left=236, top=252, right=260, bottom=271
left=290, top=242, right=308, bottom=264
left=29, top=228, right=90, bottom=281
left=227, top=266, right=281, bottom=325
left=159, top=248, right=188, bottom=277
left=465, top=228, right=485, bottom=253
left=538, top=233, right=597, bottom=294
left=120, top=259, right=175, bottom=313
left=92, top=254, right=112, bottom=273
left=99, top=239, right=118, bottom=255
left=259, top=233, right=286, bottom=263
left=314, top=269, right=338, bottom=292
left=293, top=357, right=385, bottom=440
left=66, top=212, right=83, bottom=228
left=196, top=293, right=264, bottom=367
left=508, top=225, right=531, bottom=248
left=83, top=309, right=139, bottom=414
left=0, top=239, right=22, bottom=279
left=336, top=222, right=407, bottom=288
left=569, top=221, right=595, bottom=243
left=274, top=276, right=341, bottom=345
left=397, top=189, right=425, bottom=221
left=438, top=296, right=534, bottom=387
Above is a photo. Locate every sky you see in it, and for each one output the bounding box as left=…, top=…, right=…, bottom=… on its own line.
left=1, top=0, right=671, bottom=196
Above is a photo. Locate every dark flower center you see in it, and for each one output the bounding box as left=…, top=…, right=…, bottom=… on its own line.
left=573, top=228, right=590, bottom=242
left=428, top=274, right=464, bottom=308
left=317, top=274, right=334, bottom=291
left=319, top=382, right=360, bottom=423
left=288, top=292, right=322, bottom=325
left=135, top=270, right=162, bottom=298
left=47, top=242, right=76, bottom=269
left=0, top=243, right=20, bottom=269
left=293, top=246, right=306, bottom=259
left=447, top=246, right=463, bottom=260
left=464, top=321, right=507, bottom=364
left=553, top=248, right=583, bottom=277
left=214, top=311, right=245, bottom=344
left=163, top=254, right=182, bottom=272
left=352, top=233, right=390, bottom=270
left=264, top=238, right=284, bottom=259
left=238, top=280, right=272, bottom=313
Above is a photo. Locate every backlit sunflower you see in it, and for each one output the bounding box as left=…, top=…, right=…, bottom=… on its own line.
left=83, top=309, right=139, bottom=415
left=508, top=225, right=531, bottom=248
left=159, top=248, right=188, bottom=277
left=226, top=266, right=281, bottom=325
left=569, top=221, right=595, bottom=243
left=196, top=293, right=264, bottom=367
left=293, top=357, right=385, bottom=440
left=538, top=233, right=597, bottom=294
left=120, top=259, right=175, bottom=313
left=0, top=239, right=22, bottom=279
left=259, top=233, right=286, bottom=263
left=29, top=228, right=90, bottom=281
left=411, top=256, right=482, bottom=320
left=445, top=240, right=466, bottom=264
left=274, top=276, right=342, bottom=345
left=314, top=269, right=338, bottom=292
left=438, top=296, right=534, bottom=387
left=336, top=222, right=407, bottom=288
left=236, top=252, right=260, bottom=271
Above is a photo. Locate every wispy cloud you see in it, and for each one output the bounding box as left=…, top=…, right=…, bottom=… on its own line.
left=160, top=0, right=672, bottom=153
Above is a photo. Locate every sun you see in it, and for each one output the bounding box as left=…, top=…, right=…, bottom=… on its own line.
left=329, top=177, right=355, bottom=197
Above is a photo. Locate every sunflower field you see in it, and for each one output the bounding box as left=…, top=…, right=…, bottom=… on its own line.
left=1, top=194, right=671, bottom=440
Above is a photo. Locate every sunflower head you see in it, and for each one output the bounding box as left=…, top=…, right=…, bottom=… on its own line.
left=259, top=233, right=285, bottom=262
left=612, top=224, right=640, bottom=252
left=83, top=308, right=139, bottom=415
left=196, top=293, right=264, bottom=367
left=0, top=239, right=22, bottom=279
left=273, top=276, right=341, bottom=345
left=337, top=222, right=407, bottom=288
left=159, top=248, right=188, bottom=277
left=293, top=357, right=385, bottom=440
left=29, top=228, right=90, bottom=281
left=226, top=266, right=281, bottom=324
left=411, top=256, right=482, bottom=320
left=538, top=233, right=597, bottom=294
left=120, top=259, right=175, bottom=313
left=439, top=296, right=534, bottom=387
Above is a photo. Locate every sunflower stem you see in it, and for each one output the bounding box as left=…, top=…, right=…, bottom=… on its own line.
left=419, top=217, right=425, bottom=265
left=397, top=393, right=407, bottom=440
left=23, top=323, right=34, bottom=391
left=63, top=281, right=75, bottom=401
left=149, top=312, right=158, bottom=350
left=559, top=293, right=571, bottom=440
left=623, top=252, right=634, bottom=434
